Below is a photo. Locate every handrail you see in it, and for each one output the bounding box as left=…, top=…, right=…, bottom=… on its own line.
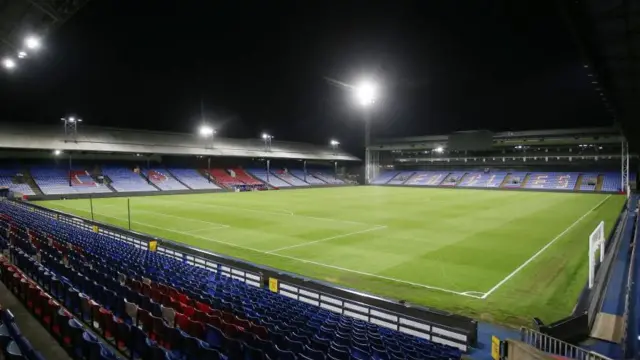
left=520, top=327, right=613, bottom=360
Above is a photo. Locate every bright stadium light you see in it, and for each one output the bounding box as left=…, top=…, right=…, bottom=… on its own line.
left=25, top=36, right=41, bottom=50
left=17, top=51, right=27, bottom=59
left=434, top=146, right=444, bottom=154
left=2, top=57, right=16, bottom=70
left=199, top=125, right=215, bottom=137
left=330, top=139, right=340, bottom=146
left=354, top=80, right=377, bottom=106
left=53, top=150, right=62, bottom=156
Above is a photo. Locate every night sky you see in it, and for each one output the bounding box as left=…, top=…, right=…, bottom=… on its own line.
left=0, top=0, right=612, bottom=154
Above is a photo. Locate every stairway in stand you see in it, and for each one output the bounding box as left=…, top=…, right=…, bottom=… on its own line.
left=573, top=174, right=583, bottom=191
left=596, top=174, right=604, bottom=192
left=24, top=169, right=43, bottom=195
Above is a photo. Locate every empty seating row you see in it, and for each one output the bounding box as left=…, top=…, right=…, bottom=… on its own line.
left=1, top=234, right=117, bottom=360
left=31, top=167, right=112, bottom=195
left=247, top=170, right=292, bottom=188
left=372, top=170, right=630, bottom=193
left=290, top=170, right=325, bottom=185
left=0, top=306, right=46, bottom=360
left=102, top=167, right=157, bottom=193
left=0, top=202, right=462, bottom=360
left=167, top=169, right=220, bottom=190
left=0, top=177, right=36, bottom=196
left=144, top=170, right=189, bottom=191
left=272, top=171, right=308, bottom=187
left=523, top=173, right=578, bottom=190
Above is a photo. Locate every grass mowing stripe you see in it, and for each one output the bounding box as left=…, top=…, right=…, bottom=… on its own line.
left=480, top=194, right=612, bottom=299
left=266, top=226, right=388, bottom=253
left=46, top=198, right=481, bottom=298
left=149, top=197, right=385, bottom=226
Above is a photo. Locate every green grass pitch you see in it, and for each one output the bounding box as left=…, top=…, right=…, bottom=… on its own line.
left=37, top=187, right=625, bottom=327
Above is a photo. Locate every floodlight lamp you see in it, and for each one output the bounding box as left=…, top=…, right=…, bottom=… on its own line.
left=434, top=146, right=444, bottom=153
left=2, top=57, right=16, bottom=70
left=354, top=80, right=377, bottom=106
left=25, top=36, right=41, bottom=50
left=199, top=125, right=214, bottom=137
left=53, top=150, right=62, bottom=156
left=330, top=139, right=340, bottom=146
left=17, top=51, right=27, bottom=59
left=262, top=133, right=270, bottom=140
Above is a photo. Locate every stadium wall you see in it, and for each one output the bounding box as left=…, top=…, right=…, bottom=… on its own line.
left=8, top=199, right=477, bottom=351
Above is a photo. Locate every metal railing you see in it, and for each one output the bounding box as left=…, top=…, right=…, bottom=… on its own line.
left=520, top=327, right=612, bottom=360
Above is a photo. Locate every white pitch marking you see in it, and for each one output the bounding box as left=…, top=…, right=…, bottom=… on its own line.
left=49, top=202, right=481, bottom=298
left=480, top=195, right=612, bottom=299
left=266, top=226, right=388, bottom=253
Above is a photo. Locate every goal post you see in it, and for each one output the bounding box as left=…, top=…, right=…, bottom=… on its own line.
left=588, top=221, right=605, bottom=289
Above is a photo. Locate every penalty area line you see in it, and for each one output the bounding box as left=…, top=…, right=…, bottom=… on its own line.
left=480, top=194, right=612, bottom=300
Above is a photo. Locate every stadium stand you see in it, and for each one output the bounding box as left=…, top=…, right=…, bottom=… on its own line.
left=205, top=169, right=245, bottom=188
left=0, top=231, right=112, bottom=360
left=405, top=171, right=448, bottom=186
left=290, top=170, right=326, bottom=185
left=440, top=172, right=466, bottom=187
left=387, top=171, right=415, bottom=185
left=230, top=168, right=264, bottom=186
left=272, top=169, right=309, bottom=186
left=143, top=169, right=189, bottom=191
left=0, top=167, right=36, bottom=196
left=167, top=168, right=221, bottom=190
left=247, top=169, right=292, bottom=188
left=310, top=170, right=344, bottom=184
left=372, top=170, right=630, bottom=193
left=501, top=172, right=528, bottom=188
left=579, top=173, right=598, bottom=191
left=370, top=171, right=398, bottom=185
left=457, top=172, right=507, bottom=188
left=102, top=166, right=158, bottom=193
left=523, top=172, right=579, bottom=190
left=0, top=202, right=462, bottom=360
left=31, top=167, right=112, bottom=195
left=0, top=307, right=47, bottom=360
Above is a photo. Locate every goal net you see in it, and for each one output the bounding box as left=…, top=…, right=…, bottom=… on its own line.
left=588, top=221, right=605, bottom=289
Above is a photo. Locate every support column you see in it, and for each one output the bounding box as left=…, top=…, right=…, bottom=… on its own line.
left=68, top=153, right=72, bottom=187
left=266, top=160, right=271, bottom=183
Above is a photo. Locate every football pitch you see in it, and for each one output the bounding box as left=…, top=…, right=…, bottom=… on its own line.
left=37, top=187, right=625, bottom=326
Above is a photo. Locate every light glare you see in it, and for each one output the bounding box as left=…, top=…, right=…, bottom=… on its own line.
left=199, top=125, right=215, bottom=136
left=434, top=146, right=444, bottom=153
left=18, top=51, right=27, bottom=59
left=2, top=57, right=16, bottom=69
left=330, top=139, right=340, bottom=146
left=25, top=36, right=41, bottom=50
left=354, top=81, right=377, bottom=106
left=53, top=150, right=62, bottom=156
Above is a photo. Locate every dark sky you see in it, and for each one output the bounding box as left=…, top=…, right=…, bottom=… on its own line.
left=0, top=0, right=612, bottom=154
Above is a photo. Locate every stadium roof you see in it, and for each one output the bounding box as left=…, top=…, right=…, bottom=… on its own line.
left=0, top=0, right=88, bottom=57
left=370, top=127, right=626, bottom=151
left=568, top=0, right=640, bottom=149
left=0, top=123, right=359, bottom=161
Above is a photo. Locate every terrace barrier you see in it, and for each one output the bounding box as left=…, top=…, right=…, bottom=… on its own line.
left=9, top=199, right=478, bottom=351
